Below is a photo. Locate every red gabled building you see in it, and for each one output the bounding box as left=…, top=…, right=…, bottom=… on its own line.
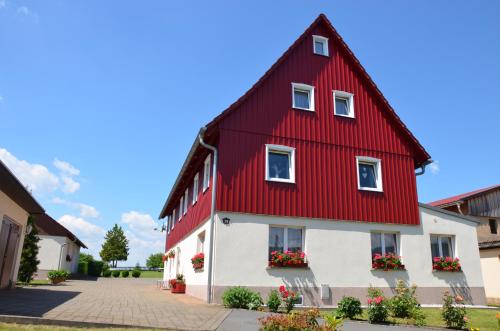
left=159, top=14, right=485, bottom=306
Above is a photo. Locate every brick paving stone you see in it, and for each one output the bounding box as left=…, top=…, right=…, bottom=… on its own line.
left=0, top=278, right=229, bottom=330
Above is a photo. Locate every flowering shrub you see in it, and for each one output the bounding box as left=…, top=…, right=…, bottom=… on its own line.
left=442, top=291, right=467, bottom=329
left=496, top=313, right=500, bottom=327
left=279, top=285, right=299, bottom=313
left=367, top=286, right=389, bottom=324
left=269, top=250, right=307, bottom=267
left=191, top=252, right=204, bottom=270
left=388, top=280, right=426, bottom=326
left=259, top=309, right=338, bottom=331
left=372, top=253, right=405, bottom=270
left=433, top=257, right=461, bottom=272
left=266, top=290, right=281, bottom=313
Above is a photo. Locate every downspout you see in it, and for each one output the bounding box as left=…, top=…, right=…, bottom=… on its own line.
left=415, top=159, right=433, bottom=176
left=198, top=127, right=218, bottom=304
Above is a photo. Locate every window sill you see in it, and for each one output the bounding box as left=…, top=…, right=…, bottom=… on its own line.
left=194, top=268, right=204, bottom=273
left=371, top=267, right=406, bottom=272
left=292, top=106, right=315, bottom=112
left=359, top=187, right=383, bottom=193
left=334, top=113, right=355, bottom=119
left=432, top=269, right=462, bottom=273
left=267, top=262, right=309, bottom=269
left=266, top=178, right=295, bottom=184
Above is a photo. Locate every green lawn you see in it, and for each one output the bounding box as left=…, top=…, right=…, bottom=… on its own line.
left=134, top=270, right=163, bottom=278
left=0, top=323, right=159, bottom=330
left=327, top=307, right=500, bottom=330
left=15, top=280, right=50, bottom=286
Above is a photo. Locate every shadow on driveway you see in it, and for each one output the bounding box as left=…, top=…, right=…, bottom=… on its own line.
left=0, top=287, right=80, bottom=317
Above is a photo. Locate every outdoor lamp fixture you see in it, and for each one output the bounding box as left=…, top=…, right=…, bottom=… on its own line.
left=26, top=224, right=33, bottom=235
left=221, top=217, right=230, bottom=225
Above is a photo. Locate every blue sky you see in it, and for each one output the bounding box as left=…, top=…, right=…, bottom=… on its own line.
left=1, top=1, right=499, bottom=265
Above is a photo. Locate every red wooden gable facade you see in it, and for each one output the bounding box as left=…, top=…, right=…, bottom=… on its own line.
left=162, top=14, right=430, bottom=250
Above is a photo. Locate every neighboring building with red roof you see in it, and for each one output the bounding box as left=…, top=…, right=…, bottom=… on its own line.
left=34, top=213, right=87, bottom=279
left=430, top=185, right=500, bottom=304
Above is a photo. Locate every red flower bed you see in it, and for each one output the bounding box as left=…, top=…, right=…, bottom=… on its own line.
left=372, top=253, right=405, bottom=271
left=191, top=252, right=204, bottom=270
left=433, top=257, right=461, bottom=272
left=269, top=251, right=307, bottom=268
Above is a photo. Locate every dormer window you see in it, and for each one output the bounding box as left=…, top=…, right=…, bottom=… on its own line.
left=313, top=35, right=329, bottom=56
left=333, top=91, right=354, bottom=118
left=356, top=156, right=383, bottom=192
left=292, top=83, right=314, bottom=111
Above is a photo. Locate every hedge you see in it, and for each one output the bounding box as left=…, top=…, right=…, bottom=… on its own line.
left=78, top=262, right=88, bottom=275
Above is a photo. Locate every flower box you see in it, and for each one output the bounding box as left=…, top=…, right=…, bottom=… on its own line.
left=169, top=279, right=186, bottom=293
left=50, top=277, right=66, bottom=285
left=269, top=251, right=307, bottom=268
left=162, top=255, right=168, bottom=263
left=372, top=253, right=405, bottom=271
left=191, top=253, right=204, bottom=271
left=432, top=257, right=461, bottom=272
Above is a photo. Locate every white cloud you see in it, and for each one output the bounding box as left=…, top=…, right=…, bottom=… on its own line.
left=17, top=6, right=38, bottom=20
left=428, top=160, right=440, bottom=175
left=58, top=215, right=106, bottom=256
left=120, top=211, right=164, bottom=266
left=54, top=159, right=80, bottom=176
left=61, top=176, right=80, bottom=193
left=0, top=148, right=60, bottom=194
left=52, top=198, right=100, bottom=218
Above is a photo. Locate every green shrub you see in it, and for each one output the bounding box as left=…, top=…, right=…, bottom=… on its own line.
left=442, top=291, right=467, bottom=329
left=112, top=270, right=120, bottom=278
left=367, top=286, right=389, bottom=324
left=121, top=270, right=129, bottom=277
left=222, top=287, right=263, bottom=309
left=131, top=270, right=141, bottom=278
left=337, top=296, right=362, bottom=319
left=47, top=270, right=70, bottom=281
left=266, top=290, right=281, bottom=312
left=389, top=280, right=425, bottom=326
left=102, top=263, right=110, bottom=273
left=259, top=309, right=323, bottom=330
left=78, top=253, right=94, bottom=263
left=77, top=262, right=88, bottom=275
left=102, top=270, right=112, bottom=277
left=88, top=261, right=104, bottom=277
left=323, top=311, right=344, bottom=330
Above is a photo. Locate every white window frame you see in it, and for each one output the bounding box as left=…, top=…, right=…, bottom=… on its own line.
left=167, top=216, right=171, bottom=234
left=172, top=209, right=176, bottom=229
left=356, top=156, right=383, bottom=192
left=178, top=198, right=183, bottom=221
left=431, top=235, right=455, bottom=258
left=269, top=226, right=305, bottom=253
left=197, top=231, right=205, bottom=254
left=291, top=83, right=315, bottom=112
left=371, top=231, right=400, bottom=255
left=333, top=90, right=355, bottom=118
left=312, top=35, right=329, bottom=56
left=203, top=155, right=211, bottom=192
left=265, top=144, right=296, bottom=184
left=183, top=189, right=189, bottom=215
left=192, top=173, right=199, bottom=205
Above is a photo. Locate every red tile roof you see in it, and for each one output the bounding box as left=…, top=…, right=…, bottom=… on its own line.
left=429, top=184, right=500, bottom=207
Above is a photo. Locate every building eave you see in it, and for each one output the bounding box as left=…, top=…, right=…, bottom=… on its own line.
left=418, top=202, right=481, bottom=225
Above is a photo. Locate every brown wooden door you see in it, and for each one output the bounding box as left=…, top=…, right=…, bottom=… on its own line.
left=0, top=218, right=21, bottom=289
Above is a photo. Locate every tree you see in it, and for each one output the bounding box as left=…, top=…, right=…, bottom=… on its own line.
left=99, top=224, right=129, bottom=267
left=78, top=253, right=94, bottom=263
left=146, top=253, right=163, bottom=269
left=18, top=215, right=40, bottom=284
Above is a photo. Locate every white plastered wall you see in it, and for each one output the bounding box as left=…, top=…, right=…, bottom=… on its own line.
left=37, top=235, right=81, bottom=273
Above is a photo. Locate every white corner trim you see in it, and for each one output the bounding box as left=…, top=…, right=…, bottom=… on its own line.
left=312, top=35, right=329, bottom=57
left=356, top=156, right=383, bottom=192
left=333, top=90, right=355, bottom=118
left=265, top=144, right=296, bottom=184
left=291, top=83, right=315, bottom=112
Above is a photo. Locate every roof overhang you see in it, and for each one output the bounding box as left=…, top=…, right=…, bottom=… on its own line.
left=0, top=160, right=44, bottom=215
left=419, top=202, right=480, bottom=225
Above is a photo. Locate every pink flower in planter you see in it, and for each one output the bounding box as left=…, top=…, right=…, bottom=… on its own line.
left=367, top=298, right=372, bottom=304
left=374, top=296, right=384, bottom=304
left=279, top=285, right=285, bottom=293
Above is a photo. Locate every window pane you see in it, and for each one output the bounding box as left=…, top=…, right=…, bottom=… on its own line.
left=315, top=41, right=324, bottom=54
left=489, top=219, right=498, bottom=234
left=371, top=233, right=382, bottom=257
left=269, top=227, right=284, bottom=260
left=359, top=163, right=377, bottom=188
left=294, top=90, right=310, bottom=109
left=384, top=233, right=397, bottom=254
left=268, top=152, right=290, bottom=179
left=441, top=236, right=452, bottom=257
left=430, top=235, right=439, bottom=259
left=287, top=228, right=303, bottom=252
left=335, top=97, right=349, bottom=115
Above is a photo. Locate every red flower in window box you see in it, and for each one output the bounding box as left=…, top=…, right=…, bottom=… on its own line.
left=372, top=253, right=405, bottom=271
left=432, top=257, right=461, bottom=272
left=162, top=254, right=168, bottom=262
left=168, top=250, right=175, bottom=258
left=269, top=251, right=308, bottom=268
left=191, top=252, right=204, bottom=270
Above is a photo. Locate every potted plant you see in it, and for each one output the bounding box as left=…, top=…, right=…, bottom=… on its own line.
left=191, top=252, right=204, bottom=271
left=162, top=254, right=168, bottom=263
left=269, top=250, right=308, bottom=268
left=433, top=257, right=461, bottom=272
left=171, top=274, right=186, bottom=294
left=168, top=250, right=175, bottom=258
left=372, top=253, right=405, bottom=271
left=47, top=270, right=70, bottom=284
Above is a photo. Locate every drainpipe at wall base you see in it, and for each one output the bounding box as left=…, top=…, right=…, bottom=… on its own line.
left=198, top=127, right=218, bottom=304
left=415, top=159, right=434, bottom=176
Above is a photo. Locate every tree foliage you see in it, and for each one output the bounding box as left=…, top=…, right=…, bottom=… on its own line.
left=18, top=215, right=40, bottom=284
left=99, top=224, right=129, bottom=267
left=146, top=253, right=164, bottom=269
left=78, top=253, right=94, bottom=263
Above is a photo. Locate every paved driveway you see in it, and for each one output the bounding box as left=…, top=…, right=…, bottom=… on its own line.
left=0, top=278, right=229, bottom=330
